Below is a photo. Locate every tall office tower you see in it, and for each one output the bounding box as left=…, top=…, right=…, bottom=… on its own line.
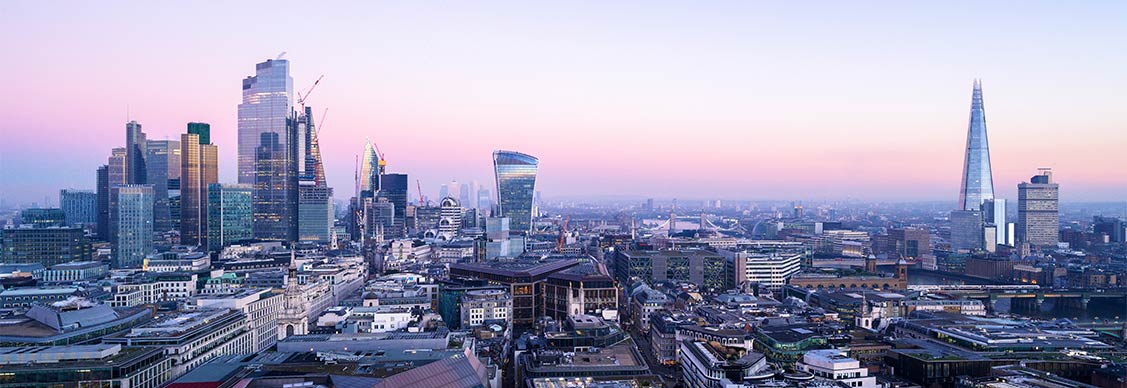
left=59, top=189, right=96, bottom=228
left=458, top=182, right=471, bottom=209
left=956, top=80, right=995, bottom=211
left=359, top=138, right=384, bottom=197
left=378, top=173, right=409, bottom=239
left=1093, top=216, right=1126, bottom=243
left=493, top=150, right=539, bottom=233
left=145, top=140, right=180, bottom=233
left=950, top=80, right=995, bottom=251
left=111, top=185, right=153, bottom=268
left=950, top=210, right=984, bottom=251
left=983, top=198, right=1008, bottom=245
left=253, top=132, right=297, bottom=241
left=477, top=187, right=492, bottom=213
left=125, top=121, right=147, bottom=185
left=438, top=197, right=462, bottom=240
left=238, top=58, right=293, bottom=185
left=180, top=123, right=219, bottom=247
left=96, top=165, right=110, bottom=240
left=108, top=147, right=127, bottom=187
left=1018, top=169, right=1060, bottom=247
left=295, top=107, right=333, bottom=243
left=207, top=183, right=254, bottom=252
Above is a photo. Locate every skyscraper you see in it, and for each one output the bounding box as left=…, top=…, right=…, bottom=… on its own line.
left=96, top=165, right=110, bottom=240
left=253, top=132, right=297, bottom=241
left=956, top=80, right=995, bottom=211
left=108, top=147, right=127, bottom=187
left=295, top=107, right=333, bottom=243
left=111, top=184, right=153, bottom=268
left=1018, top=169, right=1060, bottom=247
left=180, top=123, right=219, bottom=247
left=359, top=138, right=384, bottom=197
left=493, top=150, right=539, bottom=233
left=145, top=139, right=180, bottom=233
left=207, top=183, right=253, bottom=252
left=59, top=189, right=96, bottom=228
left=238, top=58, right=293, bottom=185
left=125, top=121, right=147, bottom=185
left=378, top=173, right=409, bottom=239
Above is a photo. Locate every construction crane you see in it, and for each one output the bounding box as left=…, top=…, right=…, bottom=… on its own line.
left=296, top=75, right=324, bottom=111
left=416, top=179, right=426, bottom=205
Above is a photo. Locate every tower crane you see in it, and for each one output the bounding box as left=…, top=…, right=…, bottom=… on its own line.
left=296, top=75, right=324, bottom=111
left=416, top=179, right=426, bottom=205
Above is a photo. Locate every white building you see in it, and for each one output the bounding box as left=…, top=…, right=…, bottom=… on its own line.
left=42, top=261, right=108, bottom=283
left=796, top=349, right=878, bottom=388
left=438, top=196, right=463, bottom=241
left=105, top=309, right=254, bottom=378
left=460, top=289, right=512, bottom=328
left=193, top=288, right=283, bottom=352
left=720, top=246, right=804, bottom=290
left=109, top=273, right=198, bottom=307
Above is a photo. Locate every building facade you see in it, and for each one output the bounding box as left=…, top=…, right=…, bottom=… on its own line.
left=493, top=150, right=538, bottom=233
left=1018, top=169, right=1060, bottom=247
left=111, top=185, right=153, bottom=269
left=180, top=123, right=219, bottom=247
left=59, top=189, right=97, bottom=228
left=207, top=183, right=254, bottom=252
left=238, top=58, right=293, bottom=185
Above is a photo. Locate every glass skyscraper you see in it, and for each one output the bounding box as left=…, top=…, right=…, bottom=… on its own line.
left=238, top=58, right=293, bottom=185
left=378, top=173, right=409, bottom=239
left=493, top=150, right=539, bottom=233
left=253, top=132, right=297, bottom=241
left=180, top=123, right=218, bottom=247
left=125, top=121, right=147, bottom=185
left=111, top=184, right=153, bottom=269
left=145, top=139, right=180, bottom=233
left=359, top=138, right=384, bottom=197
left=957, top=80, right=995, bottom=211
left=207, top=183, right=253, bottom=252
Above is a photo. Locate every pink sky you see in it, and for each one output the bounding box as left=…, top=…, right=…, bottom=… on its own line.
left=1, top=1, right=1125, bottom=204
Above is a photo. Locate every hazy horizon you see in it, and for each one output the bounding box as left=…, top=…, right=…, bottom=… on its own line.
left=3, top=1, right=1125, bottom=205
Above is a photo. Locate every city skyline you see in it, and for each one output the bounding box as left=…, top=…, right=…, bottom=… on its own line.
left=3, top=2, right=1127, bottom=204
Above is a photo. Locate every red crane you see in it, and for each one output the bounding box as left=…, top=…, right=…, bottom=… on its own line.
left=296, top=75, right=324, bottom=111
left=416, top=179, right=426, bottom=205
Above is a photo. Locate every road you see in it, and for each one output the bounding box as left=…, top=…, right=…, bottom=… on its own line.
left=631, top=329, right=683, bottom=388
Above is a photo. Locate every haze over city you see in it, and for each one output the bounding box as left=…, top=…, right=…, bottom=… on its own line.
left=3, top=1, right=1126, bottom=205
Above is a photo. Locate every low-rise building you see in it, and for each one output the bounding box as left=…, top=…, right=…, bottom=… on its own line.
left=42, top=261, right=108, bottom=283
left=0, top=344, right=172, bottom=388
left=679, top=339, right=774, bottom=388
left=105, top=308, right=254, bottom=378
left=796, top=349, right=878, bottom=388
left=461, top=288, right=512, bottom=328
left=192, top=288, right=282, bottom=352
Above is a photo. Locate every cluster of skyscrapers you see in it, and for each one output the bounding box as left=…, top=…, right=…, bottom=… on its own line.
left=950, top=80, right=1060, bottom=255
left=42, top=57, right=545, bottom=269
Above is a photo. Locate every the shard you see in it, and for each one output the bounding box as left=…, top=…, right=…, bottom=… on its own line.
left=956, top=79, right=995, bottom=211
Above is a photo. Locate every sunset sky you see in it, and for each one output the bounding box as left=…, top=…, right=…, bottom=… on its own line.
left=2, top=1, right=1125, bottom=205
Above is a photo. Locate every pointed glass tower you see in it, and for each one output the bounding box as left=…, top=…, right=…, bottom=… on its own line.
left=957, top=79, right=995, bottom=211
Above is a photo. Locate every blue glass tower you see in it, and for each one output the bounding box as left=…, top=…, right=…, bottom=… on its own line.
left=957, top=80, right=995, bottom=211
left=493, top=150, right=538, bottom=233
